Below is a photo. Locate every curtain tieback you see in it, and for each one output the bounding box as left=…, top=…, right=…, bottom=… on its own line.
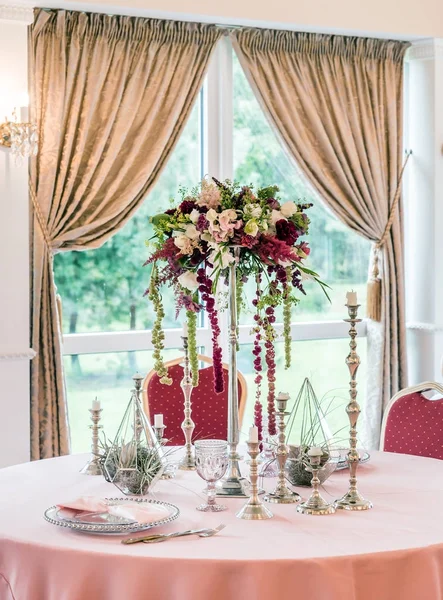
left=367, top=150, right=412, bottom=322
left=29, top=181, right=63, bottom=335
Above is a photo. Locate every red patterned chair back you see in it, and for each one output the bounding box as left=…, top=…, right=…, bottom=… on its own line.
left=142, top=355, right=247, bottom=445
left=380, top=382, right=443, bottom=459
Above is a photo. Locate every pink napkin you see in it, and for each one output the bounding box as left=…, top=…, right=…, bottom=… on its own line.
left=56, top=497, right=169, bottom=524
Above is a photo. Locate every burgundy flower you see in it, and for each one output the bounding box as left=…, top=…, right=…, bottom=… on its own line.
left=164, top=208, right=176, bottom=216
left=275, top=219, right=299, bottom=245
left=299, top=241, right=310, bottom=256
left=179, top=200, right=197, bottom=215
left=256, top=235, right=297, bottom=266
left=196, top=214, right=209, bottom=232
left=189, top=248, right=203, bottom=266
left=240, top=234, right=259, bottom=249
left=266, top=198, right=280, bottom=210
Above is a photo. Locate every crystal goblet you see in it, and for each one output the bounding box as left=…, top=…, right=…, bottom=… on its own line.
left=195, top=440, right=228, bottom=512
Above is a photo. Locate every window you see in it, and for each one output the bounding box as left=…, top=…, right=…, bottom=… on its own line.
left=55, top=39, right=370, bottom=452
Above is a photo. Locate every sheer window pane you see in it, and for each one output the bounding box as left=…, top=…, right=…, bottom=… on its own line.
left=66, top=349, right=182, bottom=453
left=238, top=339, right=367, bottom=445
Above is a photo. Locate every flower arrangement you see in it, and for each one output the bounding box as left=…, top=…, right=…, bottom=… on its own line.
left=144, top=177, right=328, bottom=436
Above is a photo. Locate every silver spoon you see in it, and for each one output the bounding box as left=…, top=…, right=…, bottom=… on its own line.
left=122, top=524, right=226, bottom=545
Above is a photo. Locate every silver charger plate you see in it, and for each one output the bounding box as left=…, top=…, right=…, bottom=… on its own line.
left=336, top=449, right=371, bottom=471
left=44, top=497, right=180, bottom=535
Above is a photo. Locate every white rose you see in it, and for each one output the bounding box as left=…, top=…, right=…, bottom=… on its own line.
left=174, top=235, right=193, bottom=254
left=220, top=250, right=235, bottom=268
left=189, top=209, right=200, bottom=223
left=244, top=219, right=259, bottom=237
left=184, top=224, right=200, bottom=240
left=280, top=201, right=298, bottom=218
left=206, top=208, right=218, bottom=223
left=271, top=209, right=285, bottom=224
left=244, top=203, right=262, bottom=218
left=178, top=271, right=199, bottom=291
left=209, top=248, right=235, bottom=269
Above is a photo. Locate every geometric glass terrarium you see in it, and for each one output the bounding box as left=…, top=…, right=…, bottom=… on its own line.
left=284, top=377, right=339, bottom=487
left=103, top=374, right=166, bottom=496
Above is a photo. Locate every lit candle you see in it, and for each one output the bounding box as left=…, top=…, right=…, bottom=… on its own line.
left=19, top=106, right=29, bottom=123
left=346, top=290, right=358, bottom=306
left=182, top=323, right=188, bottom=337
left=248, top=425, right=259, bottom=444
left=154, top=414, right=164, bottom=428
left=92, top=398, right=101, bottom=411
left=308, top=446, right=323, bottom=457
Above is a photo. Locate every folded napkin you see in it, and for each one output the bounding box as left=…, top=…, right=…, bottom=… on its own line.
left=56, top=497, right=169, bottom=524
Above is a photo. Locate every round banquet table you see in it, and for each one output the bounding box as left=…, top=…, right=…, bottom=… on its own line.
left=0, top=451, right=443, bottom=600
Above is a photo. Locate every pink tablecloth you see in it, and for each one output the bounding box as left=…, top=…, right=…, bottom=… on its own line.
left=0, top=451, right=442, bottom=600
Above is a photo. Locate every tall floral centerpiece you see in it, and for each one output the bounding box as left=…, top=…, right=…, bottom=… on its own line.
left=145, top=177, right=328, bottom=495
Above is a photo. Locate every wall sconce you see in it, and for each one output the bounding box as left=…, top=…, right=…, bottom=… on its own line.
left=0, top=107, right=38, bottom=159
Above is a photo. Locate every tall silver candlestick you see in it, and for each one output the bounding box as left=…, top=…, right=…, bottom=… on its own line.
left=335, top=304, right=373, bottom=511
left=236, top=441, right=273, bottom=520
left=217, top=252, right=248, bottom=497
left=179, top=336, right=196, bottom=470
left=80, top=406, right=103, bottom=476
left=264, top=392, right=300, bottom=504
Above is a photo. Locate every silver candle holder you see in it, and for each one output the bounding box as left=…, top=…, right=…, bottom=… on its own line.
left=80, top=405, right=103, bottom=476
left=179, top=336, right=196, bottom=471
left=154, top=423, right=175, bottom=480
left=264, top=392, right=300, bottom=504
left=335, top=304, right=373, bottom=511
left=297, top=450, right=336, bottom=515
left=236, top=441, right=273, bottom=520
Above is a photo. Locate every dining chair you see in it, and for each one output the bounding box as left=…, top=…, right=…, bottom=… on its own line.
left=142, top=355, right=247, bottom=445
left=380, top=381, right=443, bottom=459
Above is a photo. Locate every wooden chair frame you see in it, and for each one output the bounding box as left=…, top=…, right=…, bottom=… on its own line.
left=142, top=354, right=248, bottom=428
left=379, top=381, right=443, bottom=451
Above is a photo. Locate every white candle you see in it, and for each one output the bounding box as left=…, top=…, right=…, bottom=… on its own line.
left=248, top=425, right=259, bottom=444
left=308, top=446, right=323, bottom=457
left=19, top=105, right=29, bottom=123
left=277, top=392, right=290, bottom=400
left=182, top=323, right=188, bottom=337
left=154, top=414, right=164, bottom=428
left=92, top=398, right=101, bottom=411
left=346, top=290, right=358, bottom=306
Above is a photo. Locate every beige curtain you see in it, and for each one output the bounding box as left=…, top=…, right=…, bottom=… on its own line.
left=29, top=8, right=221, bottom=459
left=232, top=30, right=410, bottom=447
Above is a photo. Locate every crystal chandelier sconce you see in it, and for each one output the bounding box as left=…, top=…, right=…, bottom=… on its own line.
left=0, top=107, right=39, bottom=160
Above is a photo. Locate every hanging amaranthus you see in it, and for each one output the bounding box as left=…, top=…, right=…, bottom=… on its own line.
left=186, top=305, right=199, bottom=387
left=149, top=264, right=172, bottom=385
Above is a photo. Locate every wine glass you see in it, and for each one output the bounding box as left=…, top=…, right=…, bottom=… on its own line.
left=195, top=440, right=228, bottom=512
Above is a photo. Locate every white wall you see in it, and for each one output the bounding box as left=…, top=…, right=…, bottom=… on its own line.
left=40, top=0, right=443, bottom=40
left=0, top=17, right=32, bottom=467
left=405, top=40, right=443, bottom=386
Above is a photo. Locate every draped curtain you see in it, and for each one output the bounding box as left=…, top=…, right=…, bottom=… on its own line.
left=232, top=30, right=410, bottom=447
left=29, top=8, right=221, bottom=459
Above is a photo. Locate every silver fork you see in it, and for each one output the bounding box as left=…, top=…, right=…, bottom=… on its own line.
left=122, top=524, right=226, bottom=545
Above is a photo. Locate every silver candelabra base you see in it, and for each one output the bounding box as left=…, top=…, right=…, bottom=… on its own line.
left=236, top=442, right=273, bottom=520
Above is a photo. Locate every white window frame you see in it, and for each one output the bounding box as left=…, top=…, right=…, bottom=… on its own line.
left=61, top=37, right=367, bottom=359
